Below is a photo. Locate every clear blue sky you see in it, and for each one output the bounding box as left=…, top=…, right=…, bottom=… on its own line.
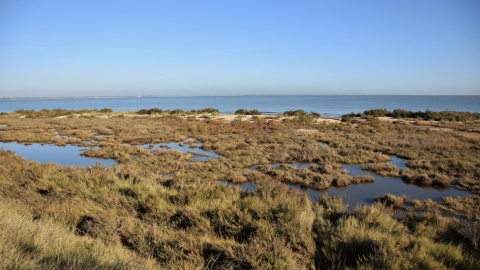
left=0, top=0, right=479, bottom=97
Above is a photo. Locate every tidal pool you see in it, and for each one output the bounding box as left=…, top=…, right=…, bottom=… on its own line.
left=0, top=138, right=221, bottom=167
left=134, top=140, right=221, bottom=162
left=0, top=142, right=116, bottom=167
left=222, top=156, right=471, bottom=208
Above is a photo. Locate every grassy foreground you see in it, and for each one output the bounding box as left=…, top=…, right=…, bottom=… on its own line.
left=0, top=108, right=479, bottom=269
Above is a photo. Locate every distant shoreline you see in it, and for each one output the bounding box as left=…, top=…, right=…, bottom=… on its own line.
left=2, top=94, right=480, bottom=101
left=2, top=95, right=479, bottom=116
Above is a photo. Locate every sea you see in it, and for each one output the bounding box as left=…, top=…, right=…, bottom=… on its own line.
left=1, top=95, right=479, bottom=117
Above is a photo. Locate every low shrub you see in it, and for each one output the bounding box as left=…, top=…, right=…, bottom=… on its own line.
left=197, top=108, right=220, bottom=114
left=342, top=108, right=480, bottom=122
left=235, top=109, right=262, bottom=115
left=99, top=108, right=112, bottom=113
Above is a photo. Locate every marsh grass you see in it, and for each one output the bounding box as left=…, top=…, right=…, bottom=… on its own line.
left=375, top=193, right=407, bottom=208
left=0, top=199, right=158, bottom=269
left=345, top=108, right=480, bottom=122
left=1, top=146, right=479, bottom=269
left=1, top=109, right=478, bottom=193
left=362, top=162, right=400, bottom=177
left=1, top=109, right=479, bottom=268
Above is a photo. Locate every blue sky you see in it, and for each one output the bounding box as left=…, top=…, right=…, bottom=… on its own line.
left=0, top=0, right=479, bottom=97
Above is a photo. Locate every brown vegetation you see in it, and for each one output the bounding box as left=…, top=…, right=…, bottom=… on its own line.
left=0, top=108, right=479, bottom=268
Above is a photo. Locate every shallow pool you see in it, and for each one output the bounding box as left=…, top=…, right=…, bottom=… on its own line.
left=134, top=139, right=221, bottom=162
left=0, top=142, right=116, bottom=167
left=221, top=156, right=471, bottom=208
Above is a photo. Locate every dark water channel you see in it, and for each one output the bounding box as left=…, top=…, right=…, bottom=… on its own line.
left=221, top=156, right=471, bottom=208
left=0, top=142, right=116, bottom=167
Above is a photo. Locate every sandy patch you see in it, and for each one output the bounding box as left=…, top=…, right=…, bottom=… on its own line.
left=316, top=118, right=341, bottom=124
left=205, top=114, right=342, bottom=124
left=297, top=129, right=318, bottom=133
left=212, top=114, right=245, bottom=121
left=376, top=117, right=421, bottom=125
left=377, top=117, right=396, bottom=122
left=126, top=113, right=341, bottom=124
left=211, top=114, right=256, bottom=122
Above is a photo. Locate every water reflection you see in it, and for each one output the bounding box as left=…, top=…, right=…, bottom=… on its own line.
left=133, top=139, right=221, bottom=162
left=55, top=132, right=70, bottom=139
left=0, top=142, right=116, bottom=167
left=222, top=155, right=470, bottom=208
left=390, top=156, right=407, bottom=169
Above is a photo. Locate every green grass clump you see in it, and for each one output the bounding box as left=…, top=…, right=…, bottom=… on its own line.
left=342, top=108, right=480, bottom=122
left=283, top=110, right=320, bottom=118
left=136, top=108, right=164, bottom=115
left=197, top=108, right=220, bottom=114
left=235, top=109, right=262, bottom=115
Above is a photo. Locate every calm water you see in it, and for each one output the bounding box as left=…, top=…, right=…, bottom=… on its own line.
left=221, top=172, right=471, bottom=209
left=1, top=140, right=471, bottom=205
left=134, top=140, right=221, bottom=162
left=1, top=95, right=479, bottom=116
left=221, top=156, right=471, bottom=208
left=0, top=140, right=222, bottom=166
left=0, top=142, right=116, bottom=167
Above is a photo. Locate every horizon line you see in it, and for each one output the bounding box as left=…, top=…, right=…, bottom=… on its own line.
left=2, top=94, right=480, bottom=100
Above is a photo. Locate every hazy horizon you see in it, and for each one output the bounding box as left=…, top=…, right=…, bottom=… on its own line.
left=2, top=94, right=480, bottom=101
left=1, top=1, right=479, bottom=97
